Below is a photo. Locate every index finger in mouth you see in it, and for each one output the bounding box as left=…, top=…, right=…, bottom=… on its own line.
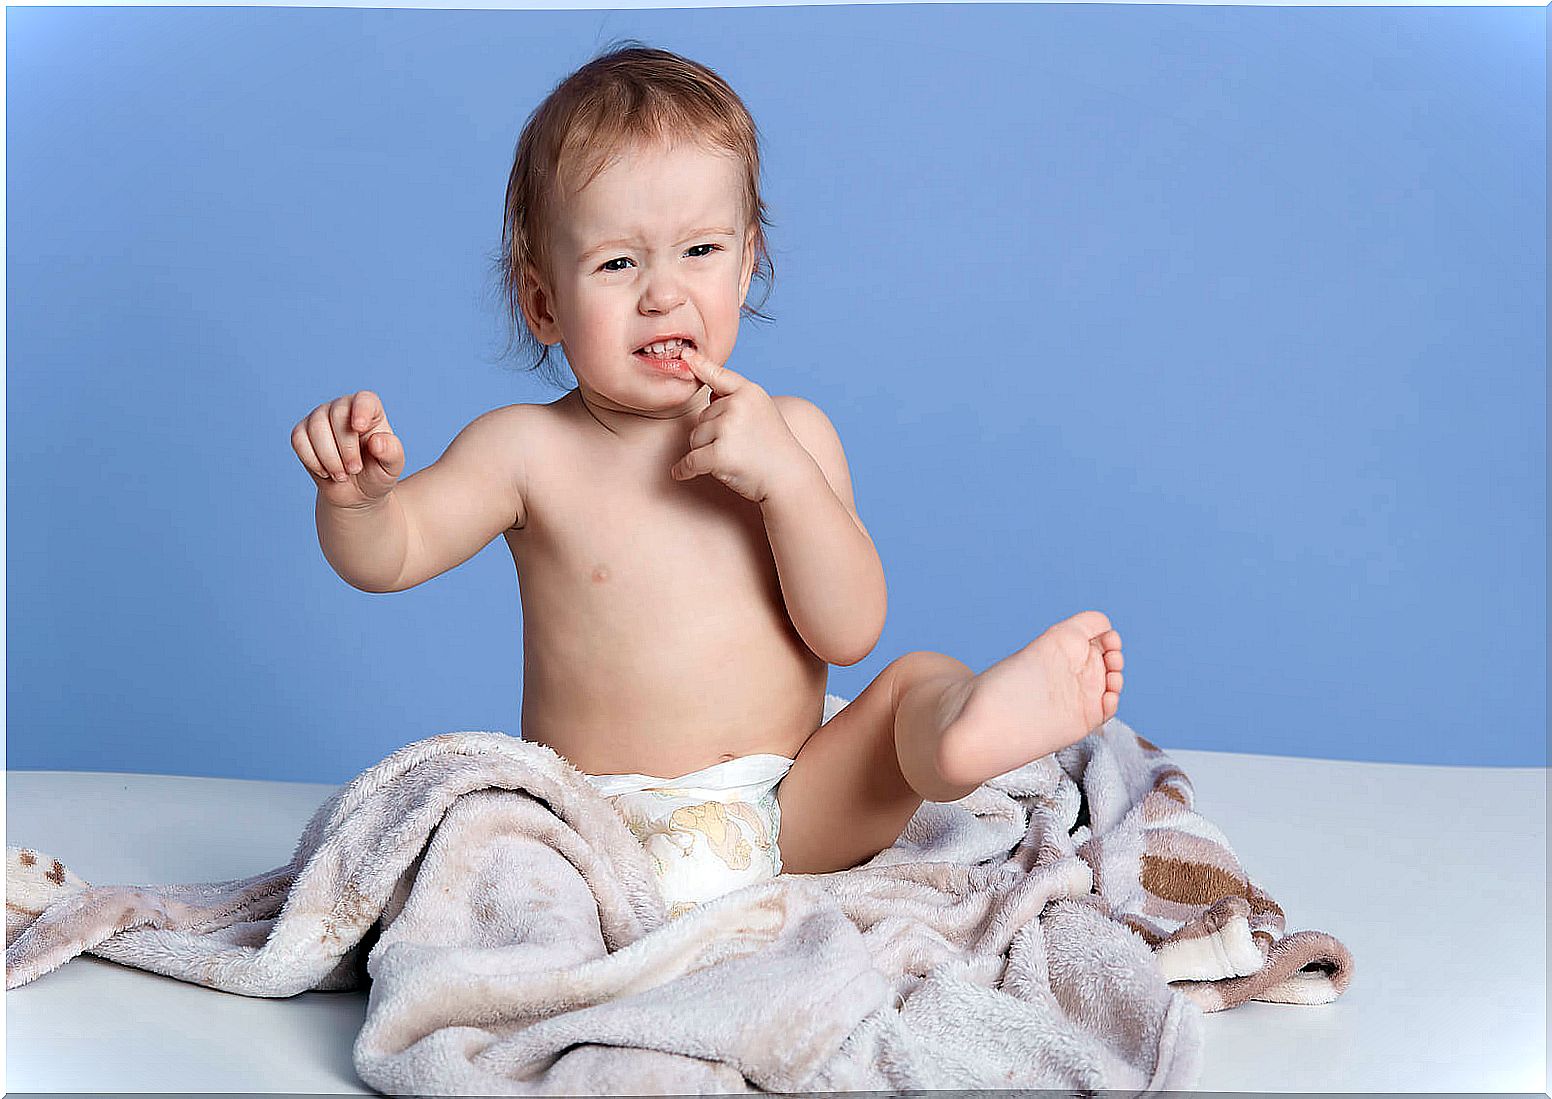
left=676, top=342, right=737, bottom=391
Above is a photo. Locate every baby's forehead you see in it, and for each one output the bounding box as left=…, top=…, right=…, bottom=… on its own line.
left=549, top=153, right=745, bottom=242
left=573, top=151, right=734, bottom=200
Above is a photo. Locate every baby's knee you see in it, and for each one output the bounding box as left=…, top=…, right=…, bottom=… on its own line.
left=887, top=651, right=973, bottom=710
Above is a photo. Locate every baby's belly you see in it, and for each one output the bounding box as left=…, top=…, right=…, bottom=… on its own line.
left=519, top=608, right=829, bottom=778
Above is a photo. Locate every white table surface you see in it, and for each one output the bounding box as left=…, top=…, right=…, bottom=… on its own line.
left=5, top=749, right=1548, bottom=1094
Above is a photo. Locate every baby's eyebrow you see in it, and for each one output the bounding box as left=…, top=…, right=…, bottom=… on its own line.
left=580, top=226, right=736, bottom=261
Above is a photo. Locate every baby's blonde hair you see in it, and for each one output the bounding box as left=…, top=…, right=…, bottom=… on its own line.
left=493, top=41, right=777, bottom=390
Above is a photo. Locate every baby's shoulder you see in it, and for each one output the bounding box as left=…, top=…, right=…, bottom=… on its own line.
left=449, top=401, right=561, bottom=532
left=454, top=401, right=550, bottom=452
left=442, top=397, right=557, bottom=461
left=469, top=400, right=568, bottom=474
left=768, top=394, right=846, bottom=456
left=468, top=396, right=569, bottom=434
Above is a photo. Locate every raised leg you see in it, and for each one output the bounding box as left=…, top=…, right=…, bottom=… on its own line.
left=776, top=613, right=1125, bottom=876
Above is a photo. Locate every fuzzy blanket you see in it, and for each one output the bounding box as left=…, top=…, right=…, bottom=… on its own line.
left=6, top=695, right=1353, bottom=1094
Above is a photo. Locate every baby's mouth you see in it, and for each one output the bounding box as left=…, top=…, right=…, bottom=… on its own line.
left=634, top=337, right=695, bottom=361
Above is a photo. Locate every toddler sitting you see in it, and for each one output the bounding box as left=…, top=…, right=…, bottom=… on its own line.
left=290, top=43, right=1124, bottom=919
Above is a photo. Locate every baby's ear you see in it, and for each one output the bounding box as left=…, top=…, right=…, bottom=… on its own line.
left=739, top=228, right=758, bottom=304
left=519, top=266, right=560, bottom=342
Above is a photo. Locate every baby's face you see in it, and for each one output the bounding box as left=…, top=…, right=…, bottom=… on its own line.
left=529, top=139, right=756, bottom=415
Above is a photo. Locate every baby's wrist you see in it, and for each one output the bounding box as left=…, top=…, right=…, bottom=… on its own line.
left=323, top=487, right=396, bottom=513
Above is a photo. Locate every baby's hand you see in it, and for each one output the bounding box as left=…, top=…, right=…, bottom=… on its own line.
left=669, top=345, right=813, bottom=504
left=290, top=390, right=406, bottom=509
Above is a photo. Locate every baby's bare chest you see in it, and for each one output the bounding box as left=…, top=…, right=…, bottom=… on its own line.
left=511, top=469, right=783, bottom=631
left=503, top=451, right=825, bottom=772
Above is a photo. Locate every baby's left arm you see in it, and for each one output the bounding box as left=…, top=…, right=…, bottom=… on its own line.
left=761, top=396, right=887, bottom=666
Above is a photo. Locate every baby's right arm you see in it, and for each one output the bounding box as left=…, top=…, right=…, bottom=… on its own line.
left=291, top=391, right=528, bottom=593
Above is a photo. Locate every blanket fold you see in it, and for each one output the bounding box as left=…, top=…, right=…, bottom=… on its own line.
left=6, top=698, right=1353, bottom=1094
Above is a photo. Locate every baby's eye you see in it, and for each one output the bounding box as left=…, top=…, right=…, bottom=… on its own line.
left=598, top=244, right=720, bottom=273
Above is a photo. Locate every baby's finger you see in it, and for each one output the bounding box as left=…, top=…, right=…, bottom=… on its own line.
left=290, top=423, right=330, bottom=481
left=329, top=397, right=364, bottom=476
left=670, top=443, right=713, bottom=481
left=350, top=390, right=385, bottom=434
left=363, top=430, right=406, bottom=481
left=684, top=415, right=721, bottom=451
left=307, top=406, right=348, bottom=481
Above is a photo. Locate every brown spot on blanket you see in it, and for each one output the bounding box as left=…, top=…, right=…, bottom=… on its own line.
left=1140, top=854, right=1243, bottom=905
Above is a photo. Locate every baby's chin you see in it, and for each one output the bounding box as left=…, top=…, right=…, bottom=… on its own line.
left=576, top=375, right=708, bottom=420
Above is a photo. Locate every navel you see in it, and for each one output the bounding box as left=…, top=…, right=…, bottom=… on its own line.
left=590, top=564, right=611, bottom=583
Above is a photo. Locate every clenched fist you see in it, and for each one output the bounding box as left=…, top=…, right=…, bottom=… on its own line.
left=291, top=390, right=406, bottom=509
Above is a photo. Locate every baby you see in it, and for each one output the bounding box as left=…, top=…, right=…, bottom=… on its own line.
left=290, top=44, right=1123, bottom=918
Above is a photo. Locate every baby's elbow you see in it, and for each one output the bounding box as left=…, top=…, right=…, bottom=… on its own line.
left=836, top=614, right=885, bottom=668
left=344, top=577, right=393, bottom=595
left=828, top=638, right=876, bottom=668
left=339, top=570, right=406, bottom=595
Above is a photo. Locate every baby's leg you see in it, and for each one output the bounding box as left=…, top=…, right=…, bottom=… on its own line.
left=775, top=612, right=1123, bottom=876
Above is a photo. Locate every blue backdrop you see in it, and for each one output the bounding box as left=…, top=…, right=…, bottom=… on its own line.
left=5, top=5, right=1545, bottom=781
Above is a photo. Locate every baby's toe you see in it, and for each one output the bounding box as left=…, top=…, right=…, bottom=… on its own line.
left=1107, top=670, right=1123, bottom=696
left=1104, top=646, right=1124, bottom=672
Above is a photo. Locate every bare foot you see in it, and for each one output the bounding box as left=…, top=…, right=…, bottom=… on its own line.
left=935, top=610, right=1124, bottom=787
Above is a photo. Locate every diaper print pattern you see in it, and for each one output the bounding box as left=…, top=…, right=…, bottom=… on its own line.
left=609, top=804, right=693, bottom=879
left=605, top=790, right=783, bottom=918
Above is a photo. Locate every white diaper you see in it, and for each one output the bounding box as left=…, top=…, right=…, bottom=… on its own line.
left=581, top=753, right=797, bottom=920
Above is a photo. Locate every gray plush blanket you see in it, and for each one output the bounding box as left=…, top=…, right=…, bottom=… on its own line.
left=6, top=695, right=1353, bottom=1094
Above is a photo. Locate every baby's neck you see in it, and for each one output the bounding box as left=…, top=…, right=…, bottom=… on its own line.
left=568, top=385, right=713, bottom=445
